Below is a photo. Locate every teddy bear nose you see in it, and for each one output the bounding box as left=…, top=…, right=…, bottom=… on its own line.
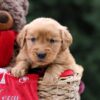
left=0, top=12, right=9, bottom=23
left=37, top=53, right=47, bottom=59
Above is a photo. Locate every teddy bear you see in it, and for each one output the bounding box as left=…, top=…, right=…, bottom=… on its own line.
left=0, top=0, right=29, bottom=67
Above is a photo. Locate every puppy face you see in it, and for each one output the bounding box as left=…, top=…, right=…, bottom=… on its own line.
left=17, top=18, right=72, bottom=66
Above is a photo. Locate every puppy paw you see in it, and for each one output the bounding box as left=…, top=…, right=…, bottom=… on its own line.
left=43, top=72, right=58, bottom=85
left=11, top=67, right=27, bottom=78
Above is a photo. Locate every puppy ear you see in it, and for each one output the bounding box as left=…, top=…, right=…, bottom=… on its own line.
left=17, top=25, right=28, bottom=48
left=60, top=26, right=73, bottom=51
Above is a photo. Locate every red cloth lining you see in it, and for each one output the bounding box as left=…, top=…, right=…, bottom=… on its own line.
left=0, top=69, right=84, bottom=100
left=0, top=73, right=39, bottom=100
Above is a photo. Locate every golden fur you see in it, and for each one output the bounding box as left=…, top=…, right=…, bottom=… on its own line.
left=11, top=18, right=83, bottom=84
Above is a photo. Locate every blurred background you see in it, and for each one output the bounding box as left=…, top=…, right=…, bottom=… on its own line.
left=27, top=0, right=100, bottom=100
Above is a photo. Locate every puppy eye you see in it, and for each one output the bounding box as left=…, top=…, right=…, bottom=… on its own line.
left=30, top=37, right=36, bottom=42
left=49, top=39, right=56, bottom=43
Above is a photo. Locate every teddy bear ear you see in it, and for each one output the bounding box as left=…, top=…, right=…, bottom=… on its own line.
left=17, top=25, right=28, bottom=48
left=60, top=26, right=73, bottom=51
left=22, top=0, right=29, bottom=16
left=17, top=0, right=29, bottom=16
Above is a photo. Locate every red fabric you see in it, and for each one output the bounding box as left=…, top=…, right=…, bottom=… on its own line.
left=0, top=30, right=16, bottom=67
left=60, top=69, right=85, bottom=94
left=0, top=69, right=83, bottom=100
left=0, top=73, right=39, bottom=100
left=60, top=69, right=74, bottom=77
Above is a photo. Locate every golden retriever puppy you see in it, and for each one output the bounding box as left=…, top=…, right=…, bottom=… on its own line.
left=11, top=18, right=83, bottom=84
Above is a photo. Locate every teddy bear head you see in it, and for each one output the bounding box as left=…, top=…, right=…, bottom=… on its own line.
left=0, top=0, right=29, bottom=67
left=0, top=0, right=29, bottom=32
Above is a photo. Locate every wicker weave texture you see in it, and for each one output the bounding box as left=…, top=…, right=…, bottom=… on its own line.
left=38, top=73, right=81, bottom=100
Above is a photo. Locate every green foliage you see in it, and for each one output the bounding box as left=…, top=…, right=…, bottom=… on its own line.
left=28, top=0, right=100, bottom=99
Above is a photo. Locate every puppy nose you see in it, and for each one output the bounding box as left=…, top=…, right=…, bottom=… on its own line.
left=37, top=53, right=46, bottom=59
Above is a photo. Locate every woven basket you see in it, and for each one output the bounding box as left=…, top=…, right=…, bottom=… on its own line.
left=38, top=73, right=81, bottom=100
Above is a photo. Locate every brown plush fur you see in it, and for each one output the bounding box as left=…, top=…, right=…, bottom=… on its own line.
left=11, top=18, right=83, bottom=84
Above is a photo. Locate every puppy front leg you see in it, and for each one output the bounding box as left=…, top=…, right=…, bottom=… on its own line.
left=43, top=64, right=66, bottom=84
left=11, top=61, right=29, bottom=77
